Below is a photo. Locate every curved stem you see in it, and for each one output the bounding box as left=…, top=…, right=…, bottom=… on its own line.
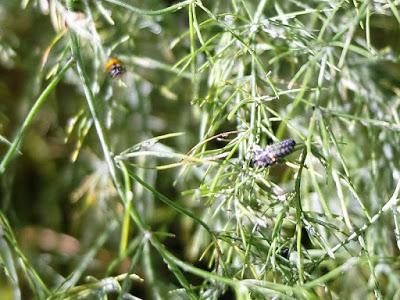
left=0, top=58, right=74, bottom=173
left=103, top=0, right=193, bottom=16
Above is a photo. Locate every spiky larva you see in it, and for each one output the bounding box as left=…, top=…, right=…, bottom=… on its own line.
left=252, top=139, right=296, bottom=167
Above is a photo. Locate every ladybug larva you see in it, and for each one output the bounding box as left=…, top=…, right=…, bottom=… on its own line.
left=252, top=139, right=296, bottom=167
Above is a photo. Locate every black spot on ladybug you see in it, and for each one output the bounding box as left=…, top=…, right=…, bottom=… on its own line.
left=109, top=64, right=125, bottom=78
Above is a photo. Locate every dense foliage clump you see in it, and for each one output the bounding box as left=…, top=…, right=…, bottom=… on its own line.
left=1, top=1, right=400, bottom=299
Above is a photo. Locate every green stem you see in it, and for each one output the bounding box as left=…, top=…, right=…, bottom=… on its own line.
left=0, top=58, right=74, bottom=173
left=69, top=30, right=147, bottom=233
left=69, top=33, right=122, bottom=194
left=294, top=149, right=307, bottom=284
left=103, top=0, right=193, bottom=16
left=118, top=161, right=133, bottom=255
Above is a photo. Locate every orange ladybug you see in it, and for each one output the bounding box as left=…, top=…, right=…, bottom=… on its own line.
left=105, top=57, right=125, bottom=78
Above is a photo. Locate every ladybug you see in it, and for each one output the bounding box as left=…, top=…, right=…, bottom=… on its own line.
left=252, top=139, right=296, bottom=167
left=105, top=57, right=125, bottom=78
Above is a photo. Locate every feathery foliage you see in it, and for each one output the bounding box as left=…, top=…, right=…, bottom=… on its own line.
left=1, top=0, right=400, bottom=299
